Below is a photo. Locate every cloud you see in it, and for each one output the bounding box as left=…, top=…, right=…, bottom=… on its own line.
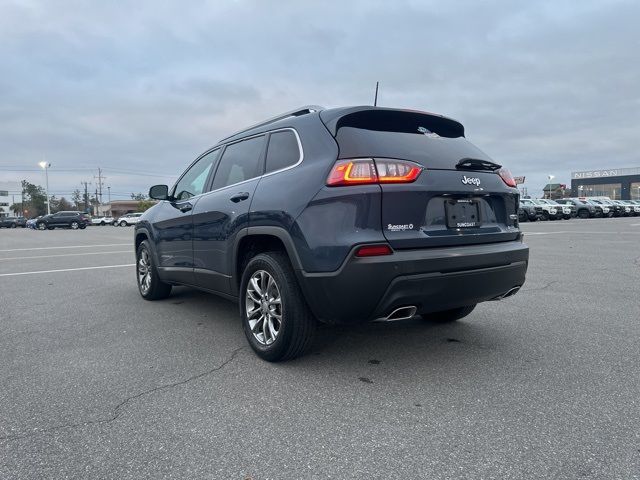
left=0, top=0, right=638, bottom=197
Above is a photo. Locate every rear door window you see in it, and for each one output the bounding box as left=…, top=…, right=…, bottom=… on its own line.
left=265, top=130, right=301, bottom=174
left=211, top=136, right=265, bottom=190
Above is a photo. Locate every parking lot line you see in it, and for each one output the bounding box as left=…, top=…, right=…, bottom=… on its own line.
left=0, top=264, right=135, bottom=277
left=0, top=250, right=131, bottom=261
left=0, top=243, right=130, bottom=253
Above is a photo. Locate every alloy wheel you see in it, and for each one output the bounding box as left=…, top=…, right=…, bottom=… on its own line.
left=71, top=222, right=79, bottom=229
left=137, top=248, right=152, bottom=295
left=245, top=270, right=282, bottom=346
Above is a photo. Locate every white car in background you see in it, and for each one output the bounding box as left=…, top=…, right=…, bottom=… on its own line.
left=535, top=199, right=573, bottom=220
left=530, top=199, right=562, bottom=220
left=114, top=212, right=143, bottom=226
left=91, top=216, right=115, bottom=226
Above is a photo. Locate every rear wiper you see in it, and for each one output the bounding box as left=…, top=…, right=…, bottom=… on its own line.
left=456, top=158, right=502, bottom=171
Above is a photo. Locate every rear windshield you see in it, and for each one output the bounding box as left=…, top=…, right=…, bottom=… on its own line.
left=332, top=111, right=493, bottom=169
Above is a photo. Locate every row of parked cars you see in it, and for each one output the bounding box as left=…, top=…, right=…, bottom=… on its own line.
left=518, top=197, right=640, bottom=221
left=0, top=212, right=144, bottom=230
left=90, top=213, right=143, bottom=226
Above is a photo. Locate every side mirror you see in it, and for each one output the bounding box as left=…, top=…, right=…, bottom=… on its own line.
left=149, top=184, right=169, bottom=200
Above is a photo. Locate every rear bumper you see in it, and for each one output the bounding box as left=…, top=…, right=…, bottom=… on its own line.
left=298, top=240, right=529, bottom=324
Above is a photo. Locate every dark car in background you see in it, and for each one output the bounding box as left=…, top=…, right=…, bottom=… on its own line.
left=556, top=198, right=604, bottom=218
left=0, top=216, right=27, bottom=228
left=134, top=105, right=529, bottom=361
left=518, top=199, right=543, bottom=222
left=36, top=211, right=90, bottom=230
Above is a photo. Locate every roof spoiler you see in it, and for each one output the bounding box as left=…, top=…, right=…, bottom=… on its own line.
left=320, top=106, right=465, bottom=138
left=220, top=105, right=324, bottom=142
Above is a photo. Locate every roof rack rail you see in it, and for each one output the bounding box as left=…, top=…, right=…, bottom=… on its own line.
left=220, top=105, right=325, bottom=142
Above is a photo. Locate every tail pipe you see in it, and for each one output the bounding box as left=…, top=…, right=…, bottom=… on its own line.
left=491, top=286, right=521, bottom=301
left=376, top=305, right=418, bottom=322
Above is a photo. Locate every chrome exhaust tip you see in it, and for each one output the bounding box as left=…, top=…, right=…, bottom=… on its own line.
left=376, top=305, right=418, bottom=322
left=490, top=286, right=522, bottom=301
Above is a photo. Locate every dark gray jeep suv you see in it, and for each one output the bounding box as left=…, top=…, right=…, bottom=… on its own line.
left=135, top=106, right=529, bottom=361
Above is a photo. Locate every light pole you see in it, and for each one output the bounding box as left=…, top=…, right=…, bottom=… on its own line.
left=39, top=161, right=51, bottom=215
left=547, top=174, right=555, bottom=199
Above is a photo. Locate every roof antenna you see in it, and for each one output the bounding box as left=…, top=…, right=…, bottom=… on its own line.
left=373, top=81, right=379, bottom=106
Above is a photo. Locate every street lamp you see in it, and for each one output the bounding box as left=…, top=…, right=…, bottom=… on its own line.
left=547, top=174, right=555, bottom=199
left=39, top=161, right=51, bottom=215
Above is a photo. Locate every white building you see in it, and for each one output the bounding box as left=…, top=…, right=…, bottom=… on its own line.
left=0, top=181, right=22, bottom=217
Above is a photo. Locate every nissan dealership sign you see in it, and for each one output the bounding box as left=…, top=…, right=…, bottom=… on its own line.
left=572, top=167, right=640, bottom=179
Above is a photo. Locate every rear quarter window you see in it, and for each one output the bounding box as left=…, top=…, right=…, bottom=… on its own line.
left=265, top=130, right=301, bottom=174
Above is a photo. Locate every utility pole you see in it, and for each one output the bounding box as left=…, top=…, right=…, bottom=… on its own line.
left=107, top=186, right=111, bottom=203
left=81, top=181, right=91, bottom=213
left=94, top=167, right=105, bottom=204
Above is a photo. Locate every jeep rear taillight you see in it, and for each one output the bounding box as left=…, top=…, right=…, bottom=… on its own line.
left=498, top=168, right=517, bottom=188
left=326, top=158, right=422, bottom=186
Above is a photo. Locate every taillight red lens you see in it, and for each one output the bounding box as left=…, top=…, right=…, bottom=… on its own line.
left=355, top=244, right=393, bottom=257
left=326, top=159, right=378, bottom=186
left=327, top=158, right=422, bottom=186
left=498, top=168, right=517, bottom=188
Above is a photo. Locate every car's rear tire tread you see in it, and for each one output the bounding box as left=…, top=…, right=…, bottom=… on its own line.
left=240, top=251, right=316, bottom=362
left=421, top=304, right=476, bottom=323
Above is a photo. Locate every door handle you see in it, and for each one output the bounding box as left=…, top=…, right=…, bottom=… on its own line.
left=230, top=192, right=250, bottom=203
left=178, top=202, right=193, bottom=213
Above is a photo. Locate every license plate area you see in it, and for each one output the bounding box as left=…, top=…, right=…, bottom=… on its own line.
left=445, top=198, right=480, bottom=228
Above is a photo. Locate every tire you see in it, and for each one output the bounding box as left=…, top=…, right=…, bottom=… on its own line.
left=518, top=212, right=527, bottom=222
left=100, top=221, right=105, bottom=226
left=120, top=221, right=127, bottom=227
left=136, top=240, right=172, bottom=300
left=70, top=221, right=79, bottom=230
left=240, top=252, right=316, bottom=362
left=79, top=224, right=86, bottom=230
left=421, top=304, right=476, bottom=323
left=540, top=211, right=550, bottom=221
left=10, top=223, right=16, bottom=228
left=37, top=223, right=46, bottom=230
left=578, top=209, right=589, bottom=219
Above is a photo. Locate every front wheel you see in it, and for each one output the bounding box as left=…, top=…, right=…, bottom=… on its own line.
left=120, top=221, right=128, bottom=227
left=540, top=211, right=550, bottom=221
left=70, top=221, right=79, bottom=230
left=240, top=252, right=316, bottom=362
left=421, top=305, right=476, bottom=323
left=37, top=223, right=46, bottom=230
left=578, top=209, right=589, bottom=219
left=136, top=240, right=172, bottom=300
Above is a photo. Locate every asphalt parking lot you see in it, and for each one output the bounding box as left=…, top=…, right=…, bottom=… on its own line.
left=1, top=219, right=639, bottom=479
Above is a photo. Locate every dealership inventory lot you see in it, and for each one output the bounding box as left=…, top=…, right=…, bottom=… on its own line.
left=1, top=220, right=639, bottom=479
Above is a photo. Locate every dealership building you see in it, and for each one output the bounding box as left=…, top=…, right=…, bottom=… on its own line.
left=570, top=167, right=640, bottom=200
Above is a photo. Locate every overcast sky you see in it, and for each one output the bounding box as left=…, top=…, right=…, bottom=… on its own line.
left=1, top=0, right=638, bottom=200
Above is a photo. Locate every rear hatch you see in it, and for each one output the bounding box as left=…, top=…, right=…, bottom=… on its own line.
left=322, top=107, right=520, bottom=249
